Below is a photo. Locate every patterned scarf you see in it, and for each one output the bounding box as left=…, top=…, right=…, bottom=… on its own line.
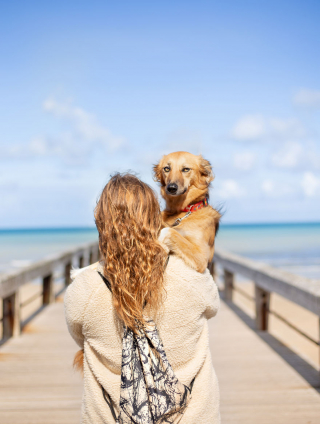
left=98, top=272, right=194, bottom=424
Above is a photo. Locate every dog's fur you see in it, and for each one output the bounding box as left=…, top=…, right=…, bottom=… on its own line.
left=154, top=151, right=221, bottom=273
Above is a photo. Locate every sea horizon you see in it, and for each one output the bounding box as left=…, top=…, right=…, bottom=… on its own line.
left=1, top=220, right=320, bottom=232
left=0, top=222, right=320, bottom=279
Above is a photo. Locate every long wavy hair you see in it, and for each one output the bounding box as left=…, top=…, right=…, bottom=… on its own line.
left=95, top=173, right=168, bottom=331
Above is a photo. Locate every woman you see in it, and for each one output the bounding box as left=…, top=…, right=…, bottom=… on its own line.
left=64, top=173, right=220, bottom=423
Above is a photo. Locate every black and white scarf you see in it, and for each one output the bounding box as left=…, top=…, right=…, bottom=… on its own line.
left=98, top=271, right=194, bottom=424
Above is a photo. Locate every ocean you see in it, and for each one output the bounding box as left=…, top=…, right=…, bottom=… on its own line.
left=215, top=223, right=320, bottom=279
left=0, top=223, right=320, bottom=279
left=0, top=228, right=98, bottom=275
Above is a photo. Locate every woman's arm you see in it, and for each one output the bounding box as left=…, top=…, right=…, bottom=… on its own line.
left=204, top=273, right=220, bottom=320
left=64, top=269, right=96, bottom=348
left=64, top=277, right=85, bottom=348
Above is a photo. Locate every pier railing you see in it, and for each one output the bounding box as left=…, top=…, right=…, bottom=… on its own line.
left=211, top=249, right=320, bottom=368
left=1, top=243, right=319, bottom=372
left=0, top=241, right=99, bottom=342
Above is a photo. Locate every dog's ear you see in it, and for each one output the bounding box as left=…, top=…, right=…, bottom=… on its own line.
left=153, top=161, right=165, bottom=185
left=198, top=156, right=214, bottom=186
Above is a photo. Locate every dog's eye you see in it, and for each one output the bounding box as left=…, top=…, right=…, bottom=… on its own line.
left=182, top=168, right=191, bottom=172
left=163, top=167, right=170, bottom=172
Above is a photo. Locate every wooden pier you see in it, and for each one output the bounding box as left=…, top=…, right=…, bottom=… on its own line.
left=1, top=243, right=320, bottom=423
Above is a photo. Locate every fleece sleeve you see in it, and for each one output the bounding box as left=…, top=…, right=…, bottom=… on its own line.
left=64, top=272, right=91, bottom=348
left=203, top=273, right=220, bottom=320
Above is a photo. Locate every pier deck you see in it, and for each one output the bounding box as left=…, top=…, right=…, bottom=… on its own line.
left=0, top=295, right=82, bottom=424
left=210, top=301, right=320, bottom=424
left=1, top=295, right=320, bottom=424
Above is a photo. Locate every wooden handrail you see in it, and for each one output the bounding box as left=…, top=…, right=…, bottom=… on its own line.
left=212, top=249, right=320, bottom=378
left=0, top=241, right=99, bottom=341
left=2, top=243, right=319, bottom=351
left=211, top=247, right=320, bottom=354
left=213, top=249, right=320, bottom=316
left=0, top=241, right=99, bottom=298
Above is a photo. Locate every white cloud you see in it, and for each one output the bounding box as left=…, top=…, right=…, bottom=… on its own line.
left=301, top=172, right=320, bottom=197
left=43, top=98, right=123, bottom=150
left=308, top=149, right=320, bottom=170
left=272, top=141, right=303, bottom=168
left=231, top=115, right=265, bottom=141
left=217, top=179, right=245, bottom=199
left=293, top=89, right=320, bottom=108
left=231, top=115, right=306, bottom=142
left=271, top=140, right=320, bottom=171
left=261, top=179, right=275, bottom=195
left=268, top=118, right=306, bottom=139
left=29, top=137, right=50, bottom=155
left=261, top=179, right=294, bottom=198
left=233, top=151, right=256, bottom=171
left=1, top=98, right=124, bottom=162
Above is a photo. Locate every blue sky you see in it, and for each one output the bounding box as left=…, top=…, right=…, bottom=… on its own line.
left=0, top=0, right=320, bottom=227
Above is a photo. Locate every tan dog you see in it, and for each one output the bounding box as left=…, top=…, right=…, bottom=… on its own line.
left=154, top=151, right=221, bottom=273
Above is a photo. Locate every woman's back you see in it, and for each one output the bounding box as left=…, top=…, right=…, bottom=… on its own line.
left=65, top=255, right=220, bottom=424
left=64, top=173, right=220, bottom=423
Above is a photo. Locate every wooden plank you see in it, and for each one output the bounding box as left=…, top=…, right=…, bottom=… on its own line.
left=0, top=297, right=82, bottom=424
left=1, top=287, right=320, bottom=424
left=230, top=280, right=319, bottom=366
left=213, top=249, right=320, bottom=315
left=209, top=300, right=320, bottom=424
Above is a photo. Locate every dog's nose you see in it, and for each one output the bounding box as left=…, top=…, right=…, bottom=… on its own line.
left=167, top=183, right=178, bottom=194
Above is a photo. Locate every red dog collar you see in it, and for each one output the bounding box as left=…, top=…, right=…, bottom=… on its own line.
left=181, top=198, right=208, bottom=213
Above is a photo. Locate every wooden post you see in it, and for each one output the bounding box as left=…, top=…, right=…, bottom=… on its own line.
left=43, top=274, right=54, bottom=305
left=90, top=247, right=98, bottom=264
left=65, top=262, right=72, bottom=287
left=79, top=256, right=84, bottom=268
left=98, top=246, right=102, bottom=262
left=89, top=251, right=93, bottom=265
left=97, top=246, right=101, bottom=262
left=208, top=261, right=216, bottom=280
left=318, top=317, right=320, bottom=376
left=255, top=285, right=270, bottom=331
left=2, top=291, right=21, bottom=338
left=224, top=269, right=234, bottom=301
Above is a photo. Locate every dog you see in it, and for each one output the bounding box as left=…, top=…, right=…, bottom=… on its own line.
left=154, top=151, right=221, bottom=273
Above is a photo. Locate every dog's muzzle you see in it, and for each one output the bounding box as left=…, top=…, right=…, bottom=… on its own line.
left=166, top=183, right=178, bottom=195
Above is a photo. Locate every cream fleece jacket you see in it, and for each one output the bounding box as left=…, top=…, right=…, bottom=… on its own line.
left=64, top=255, right=220, bottom=424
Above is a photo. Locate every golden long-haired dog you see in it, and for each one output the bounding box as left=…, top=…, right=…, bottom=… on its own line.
left=154, top=151, right=221, bottom=273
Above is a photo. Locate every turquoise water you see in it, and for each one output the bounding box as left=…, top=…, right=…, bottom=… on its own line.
left=215, top=223, right=320, bottom=279
left=0, top=223, right=319, bottom=278
left=0, top=228, right=98, bottom=274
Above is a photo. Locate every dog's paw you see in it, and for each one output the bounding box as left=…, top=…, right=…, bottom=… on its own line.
left=158, top=227, right=171, bottom=243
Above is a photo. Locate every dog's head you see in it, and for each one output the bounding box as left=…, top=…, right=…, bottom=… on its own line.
left=153, top=151, right=214, bottom=199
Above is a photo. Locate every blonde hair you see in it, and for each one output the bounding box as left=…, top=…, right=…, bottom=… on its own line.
left=94, top=173, right=167, bottom=331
